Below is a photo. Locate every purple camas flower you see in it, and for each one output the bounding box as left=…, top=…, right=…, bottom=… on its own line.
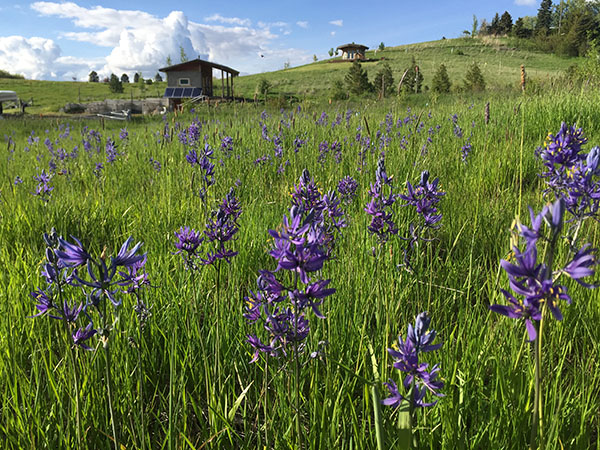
left=173, top=226, right=203, bottom=267
left=365, top=158, right=397, bottom=245
left=337, top=176, right=358, bottom=204
left=536, top=123, right=599, bottom=220
left=119, top=128, right=128, bottom=140
left=461, top=140, right=472, bottom=164
left=245, top=198, right=335, bottom=363
left=32, top=170, right=54, bottom=201
left=399, top=170, right=445, bottom=229
left=383, top=312, right=444, bottom=409
left=72, top=323, right=97, bottom=350
left=105, top=138, right=118, bottom=163
left=490, top=198, right=598, bottom=340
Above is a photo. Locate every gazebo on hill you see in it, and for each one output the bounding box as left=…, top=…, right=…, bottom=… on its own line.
left=158, top=58, right=239, bottom=109
left=336, top=43, right=369, bottom=61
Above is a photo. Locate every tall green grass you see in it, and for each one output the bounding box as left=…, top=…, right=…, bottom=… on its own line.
left=0, top=87, right=599, bottom=449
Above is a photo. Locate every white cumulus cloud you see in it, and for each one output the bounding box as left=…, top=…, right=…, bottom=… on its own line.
left=329, top=19, right=343, bottom=27
left=296, top=21, right=309, bottom=29
left=514, top=0, right=537, bottom=5
left=16, top=1, right=310, bottom=80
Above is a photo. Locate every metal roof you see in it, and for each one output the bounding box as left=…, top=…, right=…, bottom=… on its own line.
left=0, top=91, right=18, bottom=102
left=159, top=59, right=239, bottom=76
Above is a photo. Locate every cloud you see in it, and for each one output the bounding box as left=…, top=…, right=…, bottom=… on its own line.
left=23, top=1, right=305, bottom=79
left=514, top=0, right=537, bottom=5
left=330, top=31, right=336, bottom=36
left=329, top=19, right=343, bottom=27
left=296, top=21, right=309, bottom=29
left=204, top=13, right=251, bottom=27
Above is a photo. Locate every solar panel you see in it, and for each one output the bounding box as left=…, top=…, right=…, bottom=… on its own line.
left=191, top=88, right=202, bottom=97
left=173, top=88, right=183, bottom=98
left=183, top=87, right=192, bottom=97
left=163, top=87, right=174, bottom=98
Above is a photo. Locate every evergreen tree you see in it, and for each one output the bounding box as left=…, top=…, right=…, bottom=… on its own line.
left=133, top=72, right=140, bottom=83
left=513, top=17, right=532, bottom=38
left=154, top=73, right=163, bottom=82
left=401, top=57, right=423, bottom=93
left=120, top=73, right=129, bottom=83
left=373, top=62, right=394, bottom=97
left=463, top=62, right=486, bottom=92
left=431, top=64, right=451, bottom=93
left=536, top=0, right=553, bottom=34
left=490, top=12, right=501, bottom=35
left=88, top=71, right=99, bottom=83
left=499, top=11, right=513, bottom=34
left=472, top=15, right=478, bottom=37
left=108, top=73, right=124, bottom=93
left=345, top=61, right=372, bottom=95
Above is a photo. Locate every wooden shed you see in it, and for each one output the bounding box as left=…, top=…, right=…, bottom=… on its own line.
left=336, top=43, right=369, bottom=61
left=158, top=59, right=239, bottom=109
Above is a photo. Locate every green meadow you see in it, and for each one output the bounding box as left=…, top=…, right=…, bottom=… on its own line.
left=0, top=37, right=599, bottom=449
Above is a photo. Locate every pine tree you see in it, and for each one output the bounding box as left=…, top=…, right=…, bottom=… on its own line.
left=499, top=11, right=513, bottom=34
left=88, top=71, right=99, bottom=83
left=463, top=62, right=486, bottom=92
left=133, top=72, right=140, bottom=83
left=373, top=62, right=394, bottom=97
left=535, top=0, right=553, bottom=35
left=513, top=17, right=532, bottom=38
left=108, top=73, right=124, bottom=93
left=120, top=73, right=129, bottom=84
left=432, top=64, right=451, bottom=93
left=401, top=57, right=423, bottom=93
left=345, top=61, right=372, bottom=95
left=154, top=73, right=163, bottom=82
left=490, top=12, right=500, bottom=35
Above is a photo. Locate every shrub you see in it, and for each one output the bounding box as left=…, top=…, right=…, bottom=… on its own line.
left=431, top=64, right=451, bottom=93
left=108, top=74, right=124, bottom=93
left=345, top=61, right=372, bottom=95
left=331, top=79, right=347, bottom=100
left=463, top=62, right=486, bottom=92
left=373, top=62, right=394, bottom=97
left=401, top=56, right=423, bottom=93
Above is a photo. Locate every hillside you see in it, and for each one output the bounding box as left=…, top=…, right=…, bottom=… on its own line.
left=0, top=36, right=584, bottom=114
left=234, top=36, right=583, bottom=100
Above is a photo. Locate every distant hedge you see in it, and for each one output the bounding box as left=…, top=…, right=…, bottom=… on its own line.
left=0, top=69, right=25, bottom=79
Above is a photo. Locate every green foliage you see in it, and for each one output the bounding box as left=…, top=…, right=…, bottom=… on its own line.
left=472, top=15, right=478, bottom=37
left=0, top=69, right=24, bottom=79
left=133, top=72, right=140, bottom=84
left=313, top=54, right=318, bottom=62
left=536, top=0, right=553, bottom=34
left=166, top=55, right=173, bottom=66
left=463, top=62, right=486, bottom=92
left=373, top=62, right=394, bottom=97
left=179, top=45, right=188, bottom=63
left=328, top=48, right=334, bottom=57
left=88, top=71, right=99, bottom=83
left=344, top=61, right=372, bottom=95
left=401, top=56, right=423, bottom=93
left=330, top=79, right=347, bottom=100
left=154, top=73, right=163, bottom=82
left=499, top=11, right=513, bottom=34
left=431, top=63, right=451, bottom=93
left=108, top=73, right=123, bottom=93
left=378, top=42, right=385, bottom=51
left=120, top=73, right=129, bottom=84
left=258, top=78, right=271, bottom=96
left=145, top=78, right=153, bottom=85
left=513, top=17, right=532, bottom=39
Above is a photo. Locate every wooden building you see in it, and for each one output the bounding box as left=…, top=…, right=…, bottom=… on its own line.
left=336, top=43, right=368, bottom=61
left=158, top=59, right=239, bottom=109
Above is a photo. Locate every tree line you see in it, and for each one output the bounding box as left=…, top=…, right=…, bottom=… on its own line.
left=474, top=0, right=600, bottom=57
left=331, top=58, right=486, bottom=100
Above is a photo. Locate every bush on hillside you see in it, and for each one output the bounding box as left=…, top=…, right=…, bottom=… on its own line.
left=463, top=62, right=486, bottom=92
left=432, top=64, right=451, bottom=93
left=345, top=61, right=372, bottom=96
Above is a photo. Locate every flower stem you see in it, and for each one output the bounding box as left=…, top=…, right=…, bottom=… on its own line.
left=104, top=343, right=119, bottom=450
left=530, top=315, right=544, bottom=450
left=293, top=271, right=302, bottom=449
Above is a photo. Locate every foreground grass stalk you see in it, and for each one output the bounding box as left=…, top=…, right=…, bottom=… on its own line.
left=104, top=343, right=119, bottom=450
left=293, top=271, right=302, bottom=449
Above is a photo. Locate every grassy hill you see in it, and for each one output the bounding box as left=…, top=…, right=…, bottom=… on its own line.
left=234, top=36, right=582, bottom=100
left=0, top=36, right=583, bottom=115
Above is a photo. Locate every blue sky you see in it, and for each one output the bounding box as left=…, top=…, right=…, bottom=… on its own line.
left=0, top=0, right=540, bottom=80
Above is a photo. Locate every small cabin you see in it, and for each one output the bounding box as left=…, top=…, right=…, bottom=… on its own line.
left=336, top=43, right=368, bottom=61
left=158, top=59, right=239, bottom=109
